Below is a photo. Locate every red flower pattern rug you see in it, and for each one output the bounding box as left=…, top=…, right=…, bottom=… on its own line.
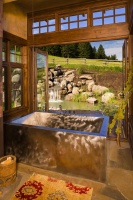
left=11, top=173, right=93, bottom=200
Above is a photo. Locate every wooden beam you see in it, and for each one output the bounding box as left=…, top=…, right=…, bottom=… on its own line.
left=0, top=0, right=4, bottom=157
left=28, top=23, right=129, bottom=46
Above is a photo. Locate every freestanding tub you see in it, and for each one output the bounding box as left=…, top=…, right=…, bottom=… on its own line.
left=4, top=111, right=109, bottom=182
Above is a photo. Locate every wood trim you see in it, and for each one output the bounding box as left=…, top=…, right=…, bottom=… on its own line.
left=27, top=0, right=128, bottom=18
left=28, top=23, right=129, bottom=46
left=0, top=0, right=4, bottom=157
left=3, top=31, right=27, bottom=46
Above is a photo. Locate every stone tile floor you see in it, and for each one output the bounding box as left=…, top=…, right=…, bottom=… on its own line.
left=0, top=140, right=133, bottom=200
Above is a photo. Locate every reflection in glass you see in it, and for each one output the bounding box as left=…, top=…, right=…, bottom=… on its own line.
left=115, top=15, right=126, bottom=23
left=93, top=19, right=102, bottom=26
left=36, top=53, right=46, bottom=110
left=2, top=68, right=5, bottom=111
left=11, top=68, right=22, bottom=108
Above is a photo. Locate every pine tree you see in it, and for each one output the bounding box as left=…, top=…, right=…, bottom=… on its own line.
left=78, top=42, right=93, bottom=58
left=97, top=44, right=106, bottom=59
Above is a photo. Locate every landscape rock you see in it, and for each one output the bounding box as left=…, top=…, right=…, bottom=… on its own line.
left=72, top=87, right=79, bottom=95
left=92, top=85, right=109, bottom=95
left=102, top=92, right=115, bottom=103
left=87, top=97, right=98, bottom=104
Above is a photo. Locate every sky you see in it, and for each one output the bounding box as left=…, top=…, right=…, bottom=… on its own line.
left=91, top=39, right=124, bottom=61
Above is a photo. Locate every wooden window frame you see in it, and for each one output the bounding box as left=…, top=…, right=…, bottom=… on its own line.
left=2, top=40, right=25, bottom=114
left=92, top=6, right=127, bottom=27
left=32, top=16, right=56, bottom=35
left=59, top=10, right=88, bottom=31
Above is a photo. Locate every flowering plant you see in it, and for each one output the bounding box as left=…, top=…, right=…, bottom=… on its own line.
left=109, top=67, right=133, bottom=145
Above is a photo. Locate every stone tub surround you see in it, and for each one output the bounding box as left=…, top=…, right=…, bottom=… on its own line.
left=4, top=111, right=109, bottom=183
left=1, top=140, right=133, bottom=200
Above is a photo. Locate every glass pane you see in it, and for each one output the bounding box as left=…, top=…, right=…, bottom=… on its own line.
left=70, top=15, right=78, bottom=21
left=10, top=44, right=15, bottom=53
left=33, top=22, right=39, bottom=28
left=2, top=68, right=5, bottom=111
left=115, top=7, right=125, bottom=15
left=104, top=9, right=113, bottom=16
left=11, top=68, right=22, bottom=108
left=93, top=19, right=102, bottom=26
left=40, top=27, right=47, bottom=33
left=37, top=53, right=46, bottom=110
left=16, top=55, right=21, bottom=63
left=48, top=19, right=55, bottom=25
left=48, top=26, right=55, bottom=32
left=115, top=15, right=126, bottom=23
left=16, top=46, right=21, bottom=55
left=79, top=21, right=87, bottom=28
left=2, top=52, right=6, bottom=61
left=104, top=17, right=114, bottom=24
left=79, top=14, right=87, bottom=20
left=60, top=24, right=68, bottom=30
left=40, top=20, right=47, bottom=26
left=70, top=22, right=78, bottom=29
left=60, top=17, right=68, bottom=23
left=10, top=54, right=15, bottom=62
left=93, top=11, right=102, bottom=18
left=32, top=28, right=39, bottom=34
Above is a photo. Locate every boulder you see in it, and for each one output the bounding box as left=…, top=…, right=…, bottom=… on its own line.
left=79, top=75, right=93, bottom=80
left=87, top=80, right=95, bottom=92
left=87, top=97, right=98, bottom=104
left=72, top=87, right=79, bottom=95
left=12, top=74, right=20, bottom=83
left=92, top=85, right=109, bottom=95
left=65, top=70, right=75, bottom=76
left=65, top=93, right=74, bottom=101
left=102, top=92, right=115, bottom=103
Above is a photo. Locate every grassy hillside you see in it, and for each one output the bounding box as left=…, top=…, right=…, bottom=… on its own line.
left=48, top=55, right=122, bottom=72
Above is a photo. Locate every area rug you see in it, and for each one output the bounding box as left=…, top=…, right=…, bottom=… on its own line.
left=11, top=173, right=93, bottom=200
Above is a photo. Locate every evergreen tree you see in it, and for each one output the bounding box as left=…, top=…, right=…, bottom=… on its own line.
left=97, top=44, right=106, bottom=59
left=92, top=46, right=97, bottom=59
left=61, top=44, right=78, bottom=58
left=78, top=42, right=93, bottom=58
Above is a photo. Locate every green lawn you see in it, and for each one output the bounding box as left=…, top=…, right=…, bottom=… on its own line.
left=48, top=55, right=122, bottom=68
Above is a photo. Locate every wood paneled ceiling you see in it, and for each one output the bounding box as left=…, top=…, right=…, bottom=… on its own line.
left=4, top=0, right=102, bottom=13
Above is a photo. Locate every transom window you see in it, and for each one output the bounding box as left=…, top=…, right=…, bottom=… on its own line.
left=32, top=18, right=56, bottom=34
left=60, top=12, right=88, bottom=31
left=92, top=7, right=126, bottom=26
